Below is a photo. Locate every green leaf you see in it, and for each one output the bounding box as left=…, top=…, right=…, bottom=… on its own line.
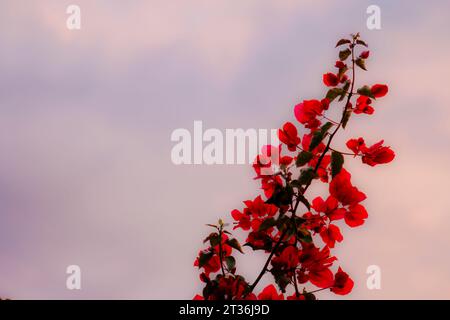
left=331, top=151, right=344, bottom=178
left=339, top=81, right=350, bottom=102
left=276, top=215, right=290, bottom=230
left=355, top=58, right=367, bottom=71
left=290, top=179, right=301, bottom=189
left=226, top=238, right=244, bottom=254
left=206, top=233, right=220, bottom=246
left=342, top=108, right=352, bottom=129
left=258, top=217, right=277, bottom=232
left=336, top=38, right=351, bottom=47
left=339, top=48, right=351, bottom=61
left=298, top=167, right=317, bottom=185
left=266, top=186, right=293, bottom=207
left=297, top=227, right=312, bottom=243
left=357, top=85, right=375, bottom=99
left=296, top=151, right=313, bottom=167
left=272, top=269, right=291, bottom=292
left=198, top=251, right=214, bottom=268
left=326, top=88, right=344, bottom=102
left=296, top=193, right=311, bottom=210
left=337, top=66, right=348, bottom=80
left=224, top=256, right=236, bottom=271
left=309, top=122, right=333, bottom=151
left=356, top=39, right=368, bottom=47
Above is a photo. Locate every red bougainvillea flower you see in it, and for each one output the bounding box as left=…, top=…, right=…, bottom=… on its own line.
left=331, top=267, right=354, bottom=295
left=232, top=196, right=278, bottom=231
left=320, top=224, right=343, bottom=248
left=309, top=267, right=334, bottom=289
left=359, top=50, right=370, bottom=59
left=345, top=204, right=368, bottom=227
left=361, top=140, right=395, bottom=166
left=371, top=84, right=388, bottom=98
left=329, top=169, right=366, bottom=206
left=231, top=209, right=251, bottom=230
left=294, top=100, right=324, bottom=129
left=298, top=244, right=336, bottom=288
left=335, top=60, right=346, bottom=69
left=309, top=154, right=330, bottom=182
left=213, top=275, right=250, bottom=300
left=312, top=196, right=346, bottom=221
left=278, top=122, right=301, bottom=151
left=346, top=138, right=395, bottom=166
left=302, top=211, right=326, bottom=232
left=287, top=293, right=306, bottom=300
left=321, top=98, right=330, bottom=111
left=346, top=137, right=367, bottom=155
left=194, top=251, right=221, bottom=276
left=280, top=155, right=294, bottom=167
left=253, top=152, right=273, bottom=177
left=354, top=96, right=374, bottom=114
left=246, top=231, right=273, bottom=251
left=193, top=294, right=204, bottom=300
left=257, top=284, right=284, bottom=300
left=271, top=246, right=299, bottom=271
left=323, top=73, right=339, bottom=87
left=261, top=175, right=283, bottom=199
left=253, top=145, right=294, bottom=176
left=253, top=145, right=280, bottom=177
left=245, top=195, right=278, bottom=218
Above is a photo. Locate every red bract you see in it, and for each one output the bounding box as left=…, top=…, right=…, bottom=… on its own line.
left=253, top=145, right=280, bottom=177
left=257, top=284, right=284, bottom=300
left=360, top=50, right=370, bottom=59
left=362, top=140, right=395, bottom=166
left=272, top=246, right=299, bottom=271
left=320, top=224, right=343, bottom=248
left=346, top=137, right=366, bottom=155
left=294, top=100, right=324, bottom=129
left=194, top=251, right=221, bottom=276
left=345, top=204, right=368, bottom=227
left=232, top=196, right=278, bottom=231
left=323, top=73, right=339, bottom=87
left=329, top=169, right=366, bottom=206
left=331, top=267, right=354, bottom=295
left=335, top=61, right=346, bottom=69
left=299, top=244, right=336, bottom=288
left=195, top=34, right=394, bottom=301
left=278, top=122, right=301, bottom=151
left=346, top=138, right=395, bottom=166
left=312, top=196, right=346, bottom=221
left=354, top=96, right=374, bottom=114
left=309, top=154, right=330, bottom=182
left=287, top=293, right=306, bottom=300
left=231, top=209, right=251, bottom=230
left=261, top=175, right=283, bottom=199
left=371, top=84, right=388, bottom=98
left=245, top=196, right=278, bottom=218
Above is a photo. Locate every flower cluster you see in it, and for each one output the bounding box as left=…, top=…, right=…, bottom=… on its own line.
left=194, top=33, right=394, bottom=300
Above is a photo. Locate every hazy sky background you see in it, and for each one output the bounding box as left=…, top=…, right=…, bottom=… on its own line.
left=1, top=0, right=449, bottom=299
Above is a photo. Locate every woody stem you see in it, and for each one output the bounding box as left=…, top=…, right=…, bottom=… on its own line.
left=247, top=36, right=358, bottom=296
left=218, top=227, right=226, bottom=276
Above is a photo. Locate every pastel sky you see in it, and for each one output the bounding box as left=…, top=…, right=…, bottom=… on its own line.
left=1, top=0, right=449, bottom=299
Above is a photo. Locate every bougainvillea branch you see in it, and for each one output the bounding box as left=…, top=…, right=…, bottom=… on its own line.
left=194, top=33, right=395, bottom=300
